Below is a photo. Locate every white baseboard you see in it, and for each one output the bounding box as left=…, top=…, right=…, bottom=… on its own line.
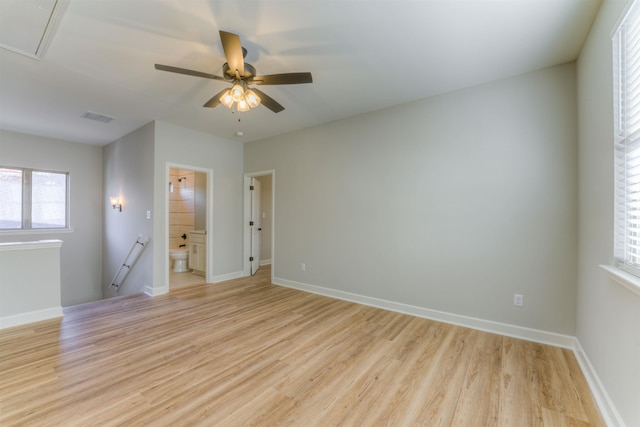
left=260, top=259, right=272, bottom=266
left=144, top=284, right=168, bottom=296
left=273, top=277, right=575, bottom=348
left=144, top=271, right=244, bottom=295
left=212, top=270, right=244, bottom=283
left=0, top=306, right=63, bottom=329
left=573, top=339, right=626, bottom=427
left=273, top=276, right=624, bottom=425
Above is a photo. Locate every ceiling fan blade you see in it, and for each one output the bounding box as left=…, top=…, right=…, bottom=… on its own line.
left=251, top=88, right=285, bottom=113
left=203, top=89, right=229, bottom=108
left=249, top=72, right=313, bottom=85
left=155, top=64, right=227, bottom=81
left=219, top=31, right=245, bottom=77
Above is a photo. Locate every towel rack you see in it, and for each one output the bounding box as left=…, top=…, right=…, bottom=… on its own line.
left=110, top=234, right=149, bottom=293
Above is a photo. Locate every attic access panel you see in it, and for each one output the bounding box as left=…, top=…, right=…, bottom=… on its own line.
left=0, top=0, right=66, bottom=59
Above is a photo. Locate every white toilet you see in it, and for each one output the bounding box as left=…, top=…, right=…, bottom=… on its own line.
left=170, top=249, right=189, bottom=273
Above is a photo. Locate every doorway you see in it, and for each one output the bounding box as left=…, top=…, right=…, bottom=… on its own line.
left=243, top=171, right=274, bottom=280
left=166, top=163, right=214, bottom=288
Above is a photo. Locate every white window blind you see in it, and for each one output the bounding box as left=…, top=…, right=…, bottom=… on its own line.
left=614, top=0, right=640, bottom=275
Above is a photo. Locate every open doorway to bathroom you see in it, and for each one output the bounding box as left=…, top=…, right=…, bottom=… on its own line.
left=168, top=166, right=211, bottom=288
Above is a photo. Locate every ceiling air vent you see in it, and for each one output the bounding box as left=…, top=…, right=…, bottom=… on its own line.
left=82, top=111, right=115, bottom=123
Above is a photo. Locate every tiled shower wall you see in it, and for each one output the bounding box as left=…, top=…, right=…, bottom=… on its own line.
left=169, top=169, right=195, bottom=250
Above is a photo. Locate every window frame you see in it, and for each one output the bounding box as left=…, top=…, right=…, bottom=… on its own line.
left=0, top=166, right=71, bottom=233
left=613, top=0, right=640, bottom=277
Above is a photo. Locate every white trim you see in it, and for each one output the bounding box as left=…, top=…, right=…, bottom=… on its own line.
left=273, top=277, right=627, bottom=425
left=165, top=163, right=214, bottom=290
left=0, top=0, right=69, bottom=60
left=243, top=170, right=275, bottom=283
left=0, top=306, right=63, bottom=329
left=260, top=259, right=272, bottom=266
left=211, top=270, right=244, bottom=283
left=144, top=284, right=168, bottom=296
left=273, top=276, right=627, bottom=425
left=273, top=277, right=576, bottom=349
left=612, top=0, right=639, bottom=37
left=573, top=339, right=627, bottom=427
left=243, top=175, right=252, bottom=277
left=0, top=228, right=74, bottom=236
left=600, top=264, right=640, bottom=297
left=0, top=239, right=63, bottom=251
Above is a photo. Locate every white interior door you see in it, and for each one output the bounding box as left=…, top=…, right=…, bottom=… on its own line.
left=250, top=178, right=261, bottom=275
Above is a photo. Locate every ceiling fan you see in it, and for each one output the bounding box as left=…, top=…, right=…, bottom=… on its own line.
left=155, top=30, right=313, bottom=113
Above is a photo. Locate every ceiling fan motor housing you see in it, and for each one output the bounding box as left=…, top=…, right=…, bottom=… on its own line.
left=223, top=62, right=256, bottom=80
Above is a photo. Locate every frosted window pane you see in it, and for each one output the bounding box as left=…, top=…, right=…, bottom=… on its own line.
left=0, top=168, right=22, bottom=229
left=31, top=171, right=66, bottom=228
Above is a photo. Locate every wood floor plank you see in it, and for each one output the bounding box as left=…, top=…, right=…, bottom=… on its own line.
left=0, top=265, right=605, bottom=426
left=500, top=339, right=545, bottom=426
left=368, top=322, right=459, bottom=425
left=450, top=331, right=502, bottom=426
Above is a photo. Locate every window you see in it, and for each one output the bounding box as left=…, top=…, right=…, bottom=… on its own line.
left=614, top=0, right=640, bottom=275
left=0, top=167, right=69, bottom=230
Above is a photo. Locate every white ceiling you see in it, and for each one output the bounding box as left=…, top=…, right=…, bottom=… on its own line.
left=0, top=0, right=601, bottom=146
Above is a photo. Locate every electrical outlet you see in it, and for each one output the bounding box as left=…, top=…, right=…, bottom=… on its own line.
left=146, top=210, right=151, bottom=219
left=301, top=263, right=306, bottom=272
left=513, top=294, right=524, bottom=307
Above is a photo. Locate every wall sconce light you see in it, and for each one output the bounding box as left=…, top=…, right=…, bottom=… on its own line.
left=110, top=196, right=122, bottom=212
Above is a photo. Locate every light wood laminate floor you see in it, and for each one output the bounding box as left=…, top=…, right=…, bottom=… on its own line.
left=169, top=269, right=206, bottom=289
left=1, top=266, right=604, bottom=426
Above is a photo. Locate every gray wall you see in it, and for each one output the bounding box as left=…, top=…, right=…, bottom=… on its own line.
left=0, top=130, right=103, bottom=306
left=153, top=121, right=244, bottom=290
left=103, top=122, right=155, bottom=297
left=577, top=0, right=640, bottom=425
left=103, top=121, right=242, bottom=295
left=0, top=241, right=62, bottom=325
left=245, top=63, right=578, bottom=335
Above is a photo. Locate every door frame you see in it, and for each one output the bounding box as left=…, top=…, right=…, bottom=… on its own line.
left=165, top=162, right=214, bottom=286
left=250, top=177, right=261, bottom=275
left=243, top=170, right=275, bottom=280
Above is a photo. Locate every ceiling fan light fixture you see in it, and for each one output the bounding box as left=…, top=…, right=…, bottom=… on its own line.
left=220, top=90, right=234, bottom=108
left=230, top=82, right=244, bottom=102
left=237, top=98, right=250, bottom=112
left=245, top=89, right=261, bottom=108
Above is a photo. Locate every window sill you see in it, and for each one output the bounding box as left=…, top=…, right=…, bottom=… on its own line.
left=0, top=228, right=74, bottom=236
left=600, top=265, right=640, bottom=297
